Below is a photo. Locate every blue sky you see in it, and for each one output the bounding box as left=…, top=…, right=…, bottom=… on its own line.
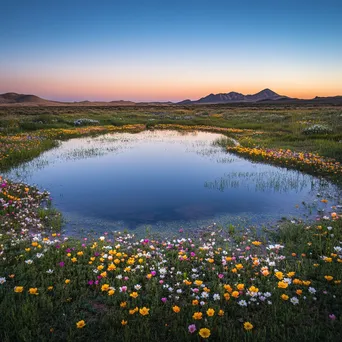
left=1, top=0, right=341, bottom=101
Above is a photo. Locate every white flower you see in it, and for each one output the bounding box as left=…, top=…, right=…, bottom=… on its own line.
left=25, top=259, right=33, bottom=264
left=264, top=292, right=272, bottom=298
left=116, top=274, right=122, bottom=279
left=213, top=293, right=220, bottom=301
left=36, top=253, right=44, bottom=258
left=176, top=289, right=182, bottom=294
left=200, top=301, right=206, bottom=306
left=99, top=236, right=105, bottom=241
left=334, top=246, right=342, bottom=253
left=283, top=277, right=292, bottom=284
left=0, top=277, right=6, bottom=284
left=308, top=287, right=316, bottom=294
left=290, top=297, right=299, bottom=305
left=134, top=284, right=142, bottom=290
left=238, top=300, right=247, bottom=307
left=201, top=292, right=209, bottom=298
left=46, top=269, right=54, bottom=274
left=327, top=226, right=333, bottom=231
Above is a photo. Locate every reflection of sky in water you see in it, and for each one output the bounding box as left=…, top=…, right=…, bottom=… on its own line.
left=4, top=130, right=340, bottom=234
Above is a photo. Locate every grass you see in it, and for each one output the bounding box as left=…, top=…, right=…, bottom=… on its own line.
left=0, top=103, right=342, bottom=341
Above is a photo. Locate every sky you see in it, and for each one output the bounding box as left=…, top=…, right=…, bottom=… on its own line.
left=1, top=0, right=342, bottom=102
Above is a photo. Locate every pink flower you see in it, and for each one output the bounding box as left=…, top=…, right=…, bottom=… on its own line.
left=161, top=297, right=167, bottom=303
left=218, top=274, right=224, bottom=279
left=329, top=314, right=336, bottom=320
left=151, top=271, right=157, bottom=276
left=188, top=324, right=196, bottom=333
left=159, top=280, right=164, bottom=284
left=120, top=286, right=127, bottom=292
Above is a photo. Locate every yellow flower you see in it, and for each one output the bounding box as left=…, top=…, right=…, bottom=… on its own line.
left=192, top=312, right=203, bottom=320
left=224, top=284, right=233, bottom=292
left=324, top=258, right=333, bottom=263
left=121, top=320, right=128, bottom=326
left=25, top=248, right=31, bottom=252
left=224, top=292, right=231, bottom=300
left=120, top=302, right=127, bottom=308
left=48, top=286, right=53, bottom=291
left=249, top=286, right=259, bottom=293
left=237, top=284, right=245, bottom=291
left=101, top=284, right=110, bottom=292
left=28, top=287, right=38, bottom=295
left=71, top=257, right=77, bottom=263
left=275, top=271, right=284, bottom=280
left=302, top=281, right=311, bottom=286
left=192, top=299, right=199, bottom=305
left=281, top=294, right=289, bottom=300
left=293, top=279, right=302, bottom=285
left=130, top=292, right=139, bottom=298
left=199, top=328, right=211, bottom=338
left=77, top=251, right=83, bottom=256
left=235, top=263, right=243, bottom=270
left=139, top=307, right=150, bottom=316
left=287, top=272, right=295, bottom=278
left=194, top=280, right=203, bottom=286
left=97, top=265, right=104, bottom=271
left=172, top=305, right=181, bottom=313
left=31, top=242, right=38, bottom=247
left=232, top=291, right=239, bottom=298
left=100, top=271, right=107, bottom=278
left=107, top=263, right=116, bottom=271
left=252, top=241, right=262, bottom=246
left=296, top=289, right=302, bottom=296
left=76, top=320, right=86, bottom=328
left=108, top=289, right=115, bottom=296
left=218, top=309, right=224, bottom=316
left=325, top=275, right=333, bottom=281
left=244, top=322, right=254, bottom=331
left=14, top=286, right=24, bottom=293
left=206, top=308, right=215, bottom=317
left=65, top=279, right=70, bottom=284
left=278, top=281, right=288, bottom=289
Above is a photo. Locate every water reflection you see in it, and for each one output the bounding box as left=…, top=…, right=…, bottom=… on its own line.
left=4, top=130, right=340, bottom=233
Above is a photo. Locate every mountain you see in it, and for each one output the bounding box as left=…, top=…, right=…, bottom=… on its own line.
left=0, top=92, right=61, bottom=105
left=179, top=88, right=288, bottom=104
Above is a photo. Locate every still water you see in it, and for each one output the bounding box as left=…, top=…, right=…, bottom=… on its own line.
left=5, top=130, right=339, bottom=234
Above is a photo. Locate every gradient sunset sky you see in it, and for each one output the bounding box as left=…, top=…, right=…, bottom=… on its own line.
left=1, top=0, right=342, bottom=102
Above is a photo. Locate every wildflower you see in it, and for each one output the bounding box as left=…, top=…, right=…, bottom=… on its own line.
left=281, top=294, right=289, bottom=300
left=235, top=263, right=243, bottom=270
left=278, top=281, right=288, bottom=289
left=71, top=257, right=77, bottom=263
left=244, top=322, right=254, bottom=330
left=121, top=320, right=128, bottom=326
left=130, top=291, right=139, bottom=298
left=108, top=289, right=115, bottom=296
left=172, top=305, right=181, bottom=313
left=120, top=302, right=127, bottom=308
left=213, top=293, right=220, bottom=301
left=48, top=286, right=53, bottom=291
left=28, top=288, right=38, bottom=295
left=308, top=287, right=316, bottom=294
left=296, top=290, right=302, bottom=296
left=14, top=286, right=24, bottom=293
left=199, top=328, right=211, bottom=338
left=290, top=297, right=299, bottom=305
left=25, top=259, right=33, bottom=265
left=46, top=269, right=54, bottom=274
left=275, top=271, right=284, bottom=280
left=237, top=283, right=245, bottom=291
left=206, top=308, right=215, bottom=316
left=193, top=312, right=203, bottom=320
left=329, top=314, right=336, bottom=320
left=192, top=299, right=199, bottom=305
left=188, top=324, right=197, bottom=333
left=238, top=300, right=248, bottom=307
left=325, top=275, right=333, bottom=281
left=249, top=286, right=259, bottom=293
left=139, top=307, right=150, bottom=316
left=65, top=279, right=70, bottom=284
left=218, top=309, right=224, bottom=316
left=232, top=291, right=239, bottom=298
left=252, top=241, right=262, bottom=246
left=76, top=320, right=86, bottom=328
left=0, top=277, right=6, bottom=285
left=101, top=284, right=110, bottom=292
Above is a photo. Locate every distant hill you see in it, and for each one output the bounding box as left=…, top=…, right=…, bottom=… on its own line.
left=0, top=92, right=59, bottom=105
left=183, top=88, right=288, bottom=104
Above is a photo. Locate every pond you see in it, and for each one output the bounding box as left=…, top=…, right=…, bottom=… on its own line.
left=5, top=130, right=340, bottom=235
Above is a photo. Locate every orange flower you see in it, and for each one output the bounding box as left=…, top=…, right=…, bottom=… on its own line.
left=172, top=305, right=181, bottom=313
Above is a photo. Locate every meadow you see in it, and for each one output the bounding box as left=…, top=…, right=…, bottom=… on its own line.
left=0, top=103, right=342, bottom=341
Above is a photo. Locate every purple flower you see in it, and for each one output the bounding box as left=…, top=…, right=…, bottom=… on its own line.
left=188, top=324, right=196, bottom=333
left=88, top=280, right=94, bottom=285
left=151, top=271, right=157, bottom=276
left=59, top=261, right=65, bottom=267
left=218, top=273, right=224, bottom=279
left=329, top=314, right=336, bottom=320
left=161, top=297, right=167, bottom=303
left=66, top=248, right=71, bottom=253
